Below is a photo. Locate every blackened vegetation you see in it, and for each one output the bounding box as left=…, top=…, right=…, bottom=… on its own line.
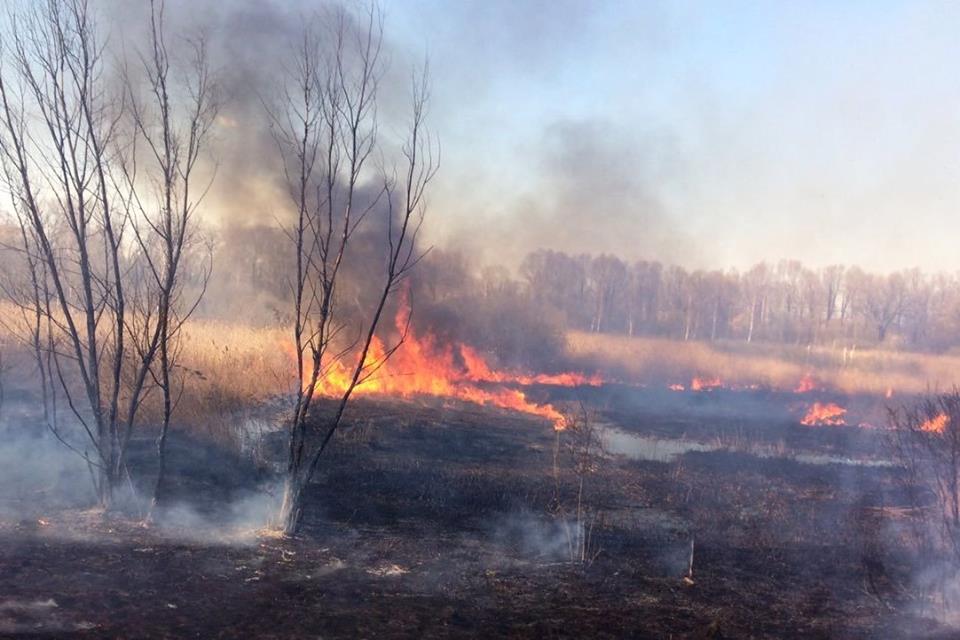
left=1, top=387, right=955, bottom=638
left=888, top=390, right=960, bottom=621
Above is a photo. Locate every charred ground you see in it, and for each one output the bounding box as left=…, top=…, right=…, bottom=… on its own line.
left=0, top=385, right=951, bottom=639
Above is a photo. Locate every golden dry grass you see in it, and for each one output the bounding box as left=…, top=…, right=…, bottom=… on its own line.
left=0, top=301, right=294, bottom=402
left=168, top=320, right=295, bottom=442
left=0, top=302, right=296, bottom=444
left=6, top=293, right=960, bottom=444
left=176, top=320, right=293, bottom=402
left=566, top=330, right=960, bottom=396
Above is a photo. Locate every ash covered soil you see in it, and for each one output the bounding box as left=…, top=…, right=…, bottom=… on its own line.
left=0, top=390, right=953, bottom=639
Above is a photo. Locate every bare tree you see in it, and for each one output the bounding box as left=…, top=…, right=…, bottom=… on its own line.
left=864, top=272, right=906, bottom=342
left=889, top=391, right=960, bottom=613
left=120, top=0, right=218, bottom=512
left=0, top=216, right=57, bottom=422
left=822, top=264, right=844, bottom=325
left=0, top=0, right=130, bottom=505
left=268, top=5, right=436, bottom=534
left=0, top=0, right=215, bottom=510
left=552, top=405, right=604, bottom=564
left=587, top=254, right=626, bottom=334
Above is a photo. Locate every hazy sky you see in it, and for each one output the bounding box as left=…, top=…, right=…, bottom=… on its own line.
left=383, top=0, right=960, bottom=272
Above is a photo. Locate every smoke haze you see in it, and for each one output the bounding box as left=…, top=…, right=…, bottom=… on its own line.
left=388, top=0, right=960, bottom=273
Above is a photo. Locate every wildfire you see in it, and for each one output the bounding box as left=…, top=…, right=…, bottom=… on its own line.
left=459, top=345, right=602, bottom=387
left=307, top=298, right=599, bottom=430
left=795, top=374, right=819, bottom=394
left=800, top=402, right=847, bottom=426
left=690, top=376, right=723, bottom=392
left=919, top=413, right=949, bottom=435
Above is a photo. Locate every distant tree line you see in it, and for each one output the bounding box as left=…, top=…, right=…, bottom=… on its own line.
left=19, top=216, right=950, bottom=363
left=134, top=234, right=960, bottom=356
left=516, top=250, right=960, bottom=351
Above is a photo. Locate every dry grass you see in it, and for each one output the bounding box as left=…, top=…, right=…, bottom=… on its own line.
left=177, top=320, right=293, bottom=399
left=7, top=293, right=960, bottom=448
left=0, top=301, right=294, bottom=399
left=566, top=331, right=960, bottom=396
left=168, top=320, right=295, bottom=444
left=0, top=302, right=296, bottom=447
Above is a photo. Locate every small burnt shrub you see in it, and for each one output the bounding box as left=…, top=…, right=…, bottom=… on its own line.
left=889, top=390, right=960, bottom=618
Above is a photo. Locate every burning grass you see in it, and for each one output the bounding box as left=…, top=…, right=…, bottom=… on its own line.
left=800, top=402, right=848, bottom=426
left=567, top=331, right=960, bottom=397
left=310, top=299, right=599, bottom=429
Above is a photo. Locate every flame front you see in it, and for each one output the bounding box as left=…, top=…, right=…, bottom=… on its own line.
left=800, top=402, right=847, bottom=426
left=308, top=298, right=599, bottom=429
left=920, top=413, right=949, bottom=434
left=690, top=376, right=722, bottom=392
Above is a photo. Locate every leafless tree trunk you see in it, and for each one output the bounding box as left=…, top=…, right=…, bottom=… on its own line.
left=121, top=0, right=218, bottom=514
left=0, top=0, right=215, bottom=510
left=889, top=391, right=960, bottom=612
left=268, top=4, right=436, bottom=534
left=554, top=405, right=603, bottom=565
left=0, top=218, right=55, bottom=421
left=0, top=0, right=129, bottom=505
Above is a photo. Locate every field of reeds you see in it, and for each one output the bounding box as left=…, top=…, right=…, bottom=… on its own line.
left=566, top=330, right=960, bottom=397
left=4, top=295, right=960, bottom=446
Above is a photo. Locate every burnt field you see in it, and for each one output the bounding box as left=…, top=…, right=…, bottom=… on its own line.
left=0, top=385, right=952, bottom=639
left=2, top=0, right=960, bottom=638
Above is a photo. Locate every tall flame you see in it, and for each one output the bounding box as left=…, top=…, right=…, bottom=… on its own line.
left=307, top=296, right=600, bottom=429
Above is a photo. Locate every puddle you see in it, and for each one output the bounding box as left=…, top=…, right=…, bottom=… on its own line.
left=604, top=431, right=717, bottom=463
left=603, top=427, right=894, bottom=468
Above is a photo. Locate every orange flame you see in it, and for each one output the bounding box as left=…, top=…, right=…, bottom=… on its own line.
left=920, top=413, right=949, bottom=434
left=690, top=376, right=722, bottom=392
left=668, top=383, right=685, bottom=392
left=800, top=402, right=847, bottom=426
left=459, top=344, right=602, bottom=387
left=795, top=374, right=819, bottom=394
left=306, top=297, right=599, bottom=430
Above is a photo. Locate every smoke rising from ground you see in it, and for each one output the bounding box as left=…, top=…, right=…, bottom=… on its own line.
left=0, top=399, right=94, bottom=520
left=385, top=1, right=960, bottom=274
